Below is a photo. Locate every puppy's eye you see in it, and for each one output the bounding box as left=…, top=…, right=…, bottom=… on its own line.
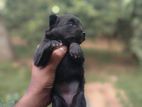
left=69, top=23, right=74, bottom=26
left=68, top=22, right=77, bottom=27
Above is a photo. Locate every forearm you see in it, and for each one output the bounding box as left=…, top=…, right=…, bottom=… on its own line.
left=15, top=70, right=55, bottom=107
left=15, top=87, right=52, bottom=107
left=15, top=46, right=67, bottom=107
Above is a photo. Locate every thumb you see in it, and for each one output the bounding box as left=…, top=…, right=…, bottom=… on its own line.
left=45, top=46, right=67, bottom=71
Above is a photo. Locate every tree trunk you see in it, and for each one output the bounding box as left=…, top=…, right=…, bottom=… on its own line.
left=0, top=21, right=13, bottom=61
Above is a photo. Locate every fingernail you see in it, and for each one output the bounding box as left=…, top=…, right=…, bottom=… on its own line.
left=60, top=42, right=63, bottom=46
left=59, top=46, right=66, bottom=52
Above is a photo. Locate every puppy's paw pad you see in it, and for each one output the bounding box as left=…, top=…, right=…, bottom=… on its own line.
left=69, top=47, right=82, bottom=59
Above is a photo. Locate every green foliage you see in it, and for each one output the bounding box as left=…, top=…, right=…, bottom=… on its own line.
left=4, top=0, right=49, bottom=44
left=131, top=19, right=142, bottom=65
left=130, top=0, right=142, bottom=65
left=4, top=0, right=134, bottom=40
left=2, top=0, right=142, bottom=64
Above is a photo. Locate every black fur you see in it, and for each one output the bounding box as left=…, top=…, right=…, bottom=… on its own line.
left=33, top=14, right=86, bottom=107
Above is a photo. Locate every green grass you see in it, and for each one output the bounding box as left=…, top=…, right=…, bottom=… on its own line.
left=116, top=71, right=142, bottom=107
left=0, top=51, right=141, bottom=107
left=0, top=61, right=30, bottom=106
left=0, top=62, right=30, bottom=96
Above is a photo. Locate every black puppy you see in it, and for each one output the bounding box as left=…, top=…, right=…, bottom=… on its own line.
left=34, top=14, right=86, bottom=107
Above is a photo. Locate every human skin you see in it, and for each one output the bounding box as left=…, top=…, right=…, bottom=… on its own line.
left=15, top=46, right=67, bottom=107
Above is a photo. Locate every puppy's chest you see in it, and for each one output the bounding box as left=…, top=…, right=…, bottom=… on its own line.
left=55, top=52, right=83, bottom=82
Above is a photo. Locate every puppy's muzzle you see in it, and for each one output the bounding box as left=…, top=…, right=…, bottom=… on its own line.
left=80, top=32, right=85, bottom=43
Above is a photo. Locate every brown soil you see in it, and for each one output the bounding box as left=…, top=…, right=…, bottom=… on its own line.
left=82, top=38, right=125, bottom=53
left=85, top=82, right=128, bottom=107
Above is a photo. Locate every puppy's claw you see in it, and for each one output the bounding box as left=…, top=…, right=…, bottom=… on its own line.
left=51, top=40, right=62, bottom=49
left=52, top=43, right=55, bottom=47
left=69, top=43, right=84, bottom=61
left=74, top=55, right=78, bottom=59
left=59, top=42, right=62, bottom=46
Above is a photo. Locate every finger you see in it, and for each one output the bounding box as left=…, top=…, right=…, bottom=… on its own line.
left=44, top=46, right=67, bottom=71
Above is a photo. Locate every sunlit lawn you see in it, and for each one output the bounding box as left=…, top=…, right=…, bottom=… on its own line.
left=0, top=62, right=30, bottom=106
left=0, top=50, right=142, bottom=107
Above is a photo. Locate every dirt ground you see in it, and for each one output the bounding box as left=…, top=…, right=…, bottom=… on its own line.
left=85, top=82, right=129, bottom=107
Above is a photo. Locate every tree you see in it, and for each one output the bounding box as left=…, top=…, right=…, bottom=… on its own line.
left=130, top=0, right=142, bottom=65
left=2, top=0, right=142, bottom=64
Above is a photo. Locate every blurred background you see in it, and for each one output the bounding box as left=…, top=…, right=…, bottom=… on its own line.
left=0, top=0, right=142, bottom=107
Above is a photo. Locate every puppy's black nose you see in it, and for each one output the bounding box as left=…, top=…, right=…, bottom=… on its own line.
left=82, top=32, right=86, bottom=36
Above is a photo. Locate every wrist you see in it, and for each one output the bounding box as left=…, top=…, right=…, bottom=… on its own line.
left=15, top=87, right=52, bottom=107
left=27, top=88, right=52, bottom=104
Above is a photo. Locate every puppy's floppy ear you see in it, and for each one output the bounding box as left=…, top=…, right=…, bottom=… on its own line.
left=49, top=14, right=58, bottom=29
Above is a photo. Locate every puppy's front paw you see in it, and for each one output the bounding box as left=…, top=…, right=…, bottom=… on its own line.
left=34, top=40, right=52, bottom=67
left=69, top=43, right=83, bottom=59
left=51, top=40, right=62, bottom=49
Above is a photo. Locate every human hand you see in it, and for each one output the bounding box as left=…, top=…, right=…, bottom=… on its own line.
left=15, top=46, right=67, bottom=107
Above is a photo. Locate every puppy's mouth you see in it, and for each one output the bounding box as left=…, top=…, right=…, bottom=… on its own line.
left=80, top=36, right=85, bottom=43
left=63, top=31, right=85, bottom=44
left=79, top=33, right=85, bottom=43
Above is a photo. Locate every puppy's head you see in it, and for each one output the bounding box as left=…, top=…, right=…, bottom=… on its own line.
left=46, top=14, right=85, bottom=44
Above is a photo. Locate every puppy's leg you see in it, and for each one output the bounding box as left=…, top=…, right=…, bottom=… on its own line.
left=34, top=39, right=51, bottom=67
left=34, top=39, right=62, bottom=67
left=71, top=91, right=86, bottom=107
left=52, top=95, right=67, bottom=107
left=69, top=43, right=84, bottom=63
